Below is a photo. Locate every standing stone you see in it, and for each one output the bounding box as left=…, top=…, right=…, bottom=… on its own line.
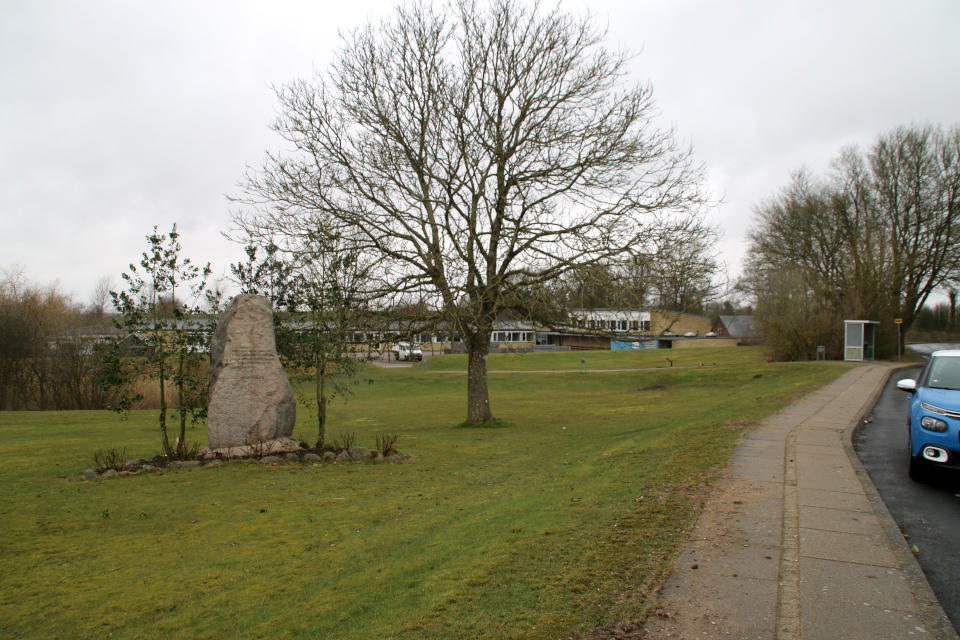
left=204, top=294, right=298, bottom=456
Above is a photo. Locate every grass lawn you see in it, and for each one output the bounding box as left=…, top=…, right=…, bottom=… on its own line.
left=0, top=347, right=851, bottom=639
left=420, top=346, right=766, bottom=372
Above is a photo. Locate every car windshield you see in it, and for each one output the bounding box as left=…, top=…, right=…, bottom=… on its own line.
left=925, top=357, right=960, bottom=391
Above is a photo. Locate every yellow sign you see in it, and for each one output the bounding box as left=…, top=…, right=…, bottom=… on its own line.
left=894, top=318, right=903, bottom=324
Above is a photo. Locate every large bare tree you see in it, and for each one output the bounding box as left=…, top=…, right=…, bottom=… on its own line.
left=235, top=0, right=711, bottom=424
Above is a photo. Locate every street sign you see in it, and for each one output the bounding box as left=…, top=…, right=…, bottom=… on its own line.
left=895, top=318, right=903, bottom=324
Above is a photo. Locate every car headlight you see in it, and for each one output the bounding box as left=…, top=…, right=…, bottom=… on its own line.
left=920, top=416, right=948, bottom=432
left=920, top=401, right=960, bottom=419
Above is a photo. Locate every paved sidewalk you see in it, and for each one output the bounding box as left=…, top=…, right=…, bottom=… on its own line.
left=643, top=363, right=958, bottom=640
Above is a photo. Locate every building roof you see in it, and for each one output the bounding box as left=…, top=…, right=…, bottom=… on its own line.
left=718, top=315, right=759, bottom=338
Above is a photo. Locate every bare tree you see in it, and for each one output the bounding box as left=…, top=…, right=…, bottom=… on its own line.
left=90, top=275, right=115, bottom=320
left=745, top=266, right=843, bottom=361
left=234, top=0, right=711, bottom=424
left=559, top=221, right=722, bottom=318
left=747, top=123, right=960, bottom=358
left=630, top=218, right=723, bottom=315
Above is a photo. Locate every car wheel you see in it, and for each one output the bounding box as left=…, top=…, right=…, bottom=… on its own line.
left=908, top=453, right=930, bottom=482
left=907, top=429, right=931, bottom=483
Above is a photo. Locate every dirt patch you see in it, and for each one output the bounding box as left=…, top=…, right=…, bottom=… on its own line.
left=724, top=419, right=758, bottom=430
left=637, top=384, right=668, bottom=391
left=562, top=473, right=721, bottom=640
left=571, top=619, right=646, bottom=639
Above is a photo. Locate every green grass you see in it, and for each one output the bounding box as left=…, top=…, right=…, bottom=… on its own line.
left=421, top=346, right=765, bottom=371
left=0, top=348, right=851, bottom=639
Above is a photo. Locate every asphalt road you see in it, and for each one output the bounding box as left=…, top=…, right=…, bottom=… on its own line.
left=907, top=343, right=960, bottom=356
left=855, top=367, right=960, bottom=633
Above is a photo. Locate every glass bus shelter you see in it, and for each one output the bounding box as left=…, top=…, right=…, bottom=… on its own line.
left=844, top=320, right=879, bottom=361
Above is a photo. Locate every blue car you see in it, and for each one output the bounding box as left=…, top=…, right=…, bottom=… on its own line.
left=897, top=350, right=960, bottom=480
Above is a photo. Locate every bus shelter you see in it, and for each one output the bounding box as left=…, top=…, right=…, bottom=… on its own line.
left=844, top=320, right=879, bottom=361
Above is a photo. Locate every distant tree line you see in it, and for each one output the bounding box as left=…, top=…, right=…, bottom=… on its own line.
left=911, top=295, right=959, bottom=334
left=0, top=267, right=119, bottom=410
left=744, top=123, right=960, bottom=361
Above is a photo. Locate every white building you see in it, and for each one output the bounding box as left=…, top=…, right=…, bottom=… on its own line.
left=567, top=308, right=651, bottom=333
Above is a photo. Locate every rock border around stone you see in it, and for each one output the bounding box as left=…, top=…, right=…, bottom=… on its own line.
left=80, top=450, right=418, bottom=480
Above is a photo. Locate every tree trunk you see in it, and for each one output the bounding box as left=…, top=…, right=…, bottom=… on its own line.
left=950, top=289, right=957, bottom=333
left=465, top=329, right=494, bottom=424
left=317, top=366, right=328, bottom=448
left=158, top=355, right=171, bottom=456
left=178, top=350, right=186, bottom=452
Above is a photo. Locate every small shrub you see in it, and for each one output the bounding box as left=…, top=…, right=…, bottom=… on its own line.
left=376, top=433, right=399, bottom=456
left=244, top=434, right=269, bottom=459
left=169, top=438, right=202, bottom=461
left=333, top=431, right=356, bottom=450
left=92, top=447, right=127, bottom=473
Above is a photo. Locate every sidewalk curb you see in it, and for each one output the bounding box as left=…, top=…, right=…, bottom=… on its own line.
left=843, top=364, right=958, bottom=640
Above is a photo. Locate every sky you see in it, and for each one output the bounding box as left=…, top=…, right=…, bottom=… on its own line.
left=2, top=0, right=959, bottom=307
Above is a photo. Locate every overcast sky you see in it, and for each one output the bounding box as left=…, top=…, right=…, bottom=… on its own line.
left=2, top=0, right=958, bottom=306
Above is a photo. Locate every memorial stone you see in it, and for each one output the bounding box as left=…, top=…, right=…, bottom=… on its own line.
left=203, top=294, right=298, bottom=457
